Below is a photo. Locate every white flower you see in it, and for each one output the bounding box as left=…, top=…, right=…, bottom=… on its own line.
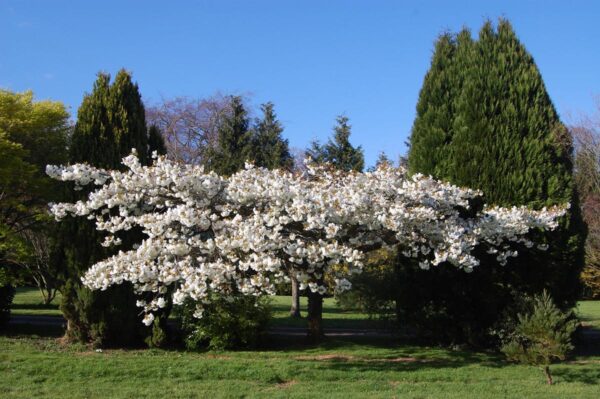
left=156, top=297, right=166, bottom=308
left=142, top=313, right=155, bottom=326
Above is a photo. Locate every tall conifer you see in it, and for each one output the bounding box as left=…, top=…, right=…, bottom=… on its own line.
left=203, top=96, right=252, bottom=176
left=323, top=116, right=364, bottom=172
left=252, top=102, right=293, bottom=170
left=306, top=116, right=364, bottom=172
left=408, top=30, right=473, bottom=176
left=61, top=70, right=153, bottom=346
left=404, top=19, right=585, bottom=344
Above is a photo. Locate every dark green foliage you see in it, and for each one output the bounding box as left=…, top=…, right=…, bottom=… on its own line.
left=178, top=295, right=272, bottom=350
left=59, top=70, right=155, bottom=347
left=501, top=291, right=578, bottom=384
left=145, top=318, right=168, bottom=349
left=0, top=284, right=15, bottom=329
left=402, top=19, right=586, bottom=345
left=368, top=151, right=393, bottom=172
left=335, top=250, right=396, bottom=320
left=407, top=30, right=471, bottom=177
left=60, top=280, right=142, bottom=348
left=147, top=124, right=167, bottom=156
left=0, top=269, right=15, bottom=329
left=203, top=96, right=253, bottom=176
left=69, top=70, right=149, bottom=168
left=306, top=139, right=327, bottom=164
left=306, top=116, right=364, bottom=171
left=251, top=102, right=293, bottom=170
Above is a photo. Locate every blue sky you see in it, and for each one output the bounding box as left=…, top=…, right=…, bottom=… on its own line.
left=1, top=1, right=599, bottom=167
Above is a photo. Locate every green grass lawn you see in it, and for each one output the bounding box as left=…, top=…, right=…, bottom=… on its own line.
left=3, top=288, right=600, bottom=398
left=577, top=300, right=600, bottom=329
left=269, top=295, right=387, bottom=329
left=9, top=287, right=62, bottom=316
left=1, top=332, right=599, bottom=398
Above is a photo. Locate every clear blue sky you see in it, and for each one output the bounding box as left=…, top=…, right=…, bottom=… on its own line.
left=1, top=0, right=599, bottom=167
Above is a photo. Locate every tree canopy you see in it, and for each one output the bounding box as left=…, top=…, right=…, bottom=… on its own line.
left=404, top=19, right=585, bottom=344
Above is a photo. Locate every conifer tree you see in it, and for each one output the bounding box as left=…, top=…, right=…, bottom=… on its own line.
left=251, top=102, right=293, bottom=170
left=369, top=151, right=393, bottom=171
left=306, top=116, right=364, bottom=171
left=404, top=19, right=585, bottom=345
left=61, top=70, right=153, bottom=347
left=408, top=30, right=473, bottom=176
left=501, top=291, right=577, bottom=385
left=148, top=124, right=167, bottom=156
left=323, top=116, right=364, bottom=172
left=203, top=96, right=252, bottom=176
left=306, top=139, right=326, bottom=164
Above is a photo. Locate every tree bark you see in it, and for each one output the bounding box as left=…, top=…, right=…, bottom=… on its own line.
left=543, top=366, right=553, bottom=385
left=394, top=251, right=403, bottom=323
left=289, top=276, right=301, bottom=318
left=307, top=289, right=324, bottom=342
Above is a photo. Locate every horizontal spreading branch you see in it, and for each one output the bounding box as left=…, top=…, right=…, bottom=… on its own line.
left=47, top=152, right=567, bottom=326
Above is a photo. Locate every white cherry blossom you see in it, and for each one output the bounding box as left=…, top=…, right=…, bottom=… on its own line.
left=47, top=152, right=566, bottom=324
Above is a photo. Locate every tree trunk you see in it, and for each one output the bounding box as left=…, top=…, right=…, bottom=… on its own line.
left=307, top=289, right=323, bottom=342
left=289, top=276, right=301, bottom=318
left=394, top=252, right=403, bottom=323
left=543, top=366, right=553, bottom=385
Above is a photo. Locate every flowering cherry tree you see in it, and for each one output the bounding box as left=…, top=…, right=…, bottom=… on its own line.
left=47, top=152, right=566, bottom=338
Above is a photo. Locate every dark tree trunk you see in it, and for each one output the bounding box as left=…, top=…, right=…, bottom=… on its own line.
left=394, top=252, right=403, bottom=323
left=307, top=289, right=324, bottom=342
left=289, top=276, right=301, bottom=318
left=543, top=366, right=553, bottom=385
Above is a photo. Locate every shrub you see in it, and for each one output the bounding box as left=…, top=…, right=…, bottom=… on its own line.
left=145, top=318, right=168, bottom=348
left=501, top=290, right=578, bottom=385
left=335, top=249, right=397, bottom=320
left=177, top=294, right=272, bottom=350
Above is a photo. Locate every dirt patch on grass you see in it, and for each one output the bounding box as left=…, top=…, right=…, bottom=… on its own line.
left=276, top=379, right=298, bottom=389
left=385, top=356, right=421, bottom=362
left=568, top=359, right=600, bottom=365
left=296, top=354, right=355, bottom=361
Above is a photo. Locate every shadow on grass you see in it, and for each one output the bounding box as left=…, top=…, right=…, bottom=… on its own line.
left=1, top=322, right=65, bottom=338
left=553, top=366, right=600, bottom=385
left=289, top=340, right=506, bottom=374
left=258, top=334, right=501, bottom=365
left=270, top=301, right=360, bottom=316
left=573, top=327, right=600, bottom=357
left=269, top=316, right=387, bottom=329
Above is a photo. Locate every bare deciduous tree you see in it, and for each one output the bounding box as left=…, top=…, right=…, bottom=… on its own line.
left=570, top=98, right=600, bottom=298
left=146, top=95, right=230, bottom=165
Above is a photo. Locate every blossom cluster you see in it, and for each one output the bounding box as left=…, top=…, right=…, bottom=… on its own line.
left=47, top=153, right=566, bottom=325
